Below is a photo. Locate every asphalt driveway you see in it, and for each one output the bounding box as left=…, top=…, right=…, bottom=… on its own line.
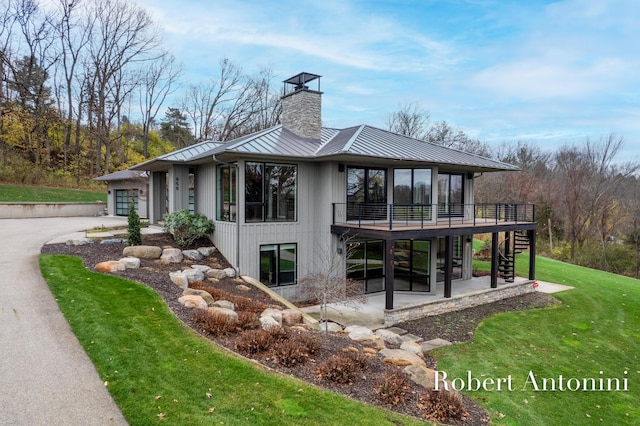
left=0, top=217, right=129, bottom=425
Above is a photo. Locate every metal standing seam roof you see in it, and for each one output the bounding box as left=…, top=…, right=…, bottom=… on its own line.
left=93, top=169, right=148, bottom=181
left=131, top=124, right=519, bottom=172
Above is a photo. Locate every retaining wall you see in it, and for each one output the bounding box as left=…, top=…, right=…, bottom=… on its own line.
left=384, top=280, right=536, bottom=326
left=0, top=202, right=107, bottom=218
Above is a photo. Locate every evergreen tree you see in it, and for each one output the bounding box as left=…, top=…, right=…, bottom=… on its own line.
left=159, top=107, right=194, bottom=148
left=127, top=202, right=142, bottom=246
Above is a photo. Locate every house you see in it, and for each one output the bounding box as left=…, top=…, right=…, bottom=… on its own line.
left=93, top=169, right=149, bottom=218
left=129, top=72, right=537, bottom=310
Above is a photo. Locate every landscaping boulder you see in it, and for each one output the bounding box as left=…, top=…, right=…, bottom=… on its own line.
left=344, top=325, right=375, bottom=342
left=223, top=267, right=236, bottom=277
left=259, top=315, right=280, bottom=330
left=281, top=308, right=302, bottom=325
left=212, top=300, right=234, bottom=311
left=379, top=348, right=427, bottom=368
left=182, top=268, right=204, bottom=283
left=182, top=249, right=203, bottom=261
left=183, top=288, right=214, bottom=305
left=118, top=257, right=140, bottom=269
left=178, top=295, right=208, bottom=309
left=403, top=365, right=438, bottom=390
left=206, top=269, right=227, bottom=279
left=375, top=328, right=406, bottom=345
left=191, top=264, right=211, bottom=273
left=123, top=245, right=162, bottom=259
left=197, top=247, right=217, bottom=256
left=169, top=271, right=188, bottom=289
left=261, top=308, right=283, bottom=326
left=318, top=321, right=343, bottom=332
left=236, top=284, right=251, bottom=292
left=100, top=238, right=125, bottom=245
left=66, top=238, right=93, bottom=246
left=208, top=306, right=238, bottom=322
left=95, top=260, right=125, bottom=272
left=400, top=341, right=424, bottom=358
left=160, top=248, right=183, bottom=263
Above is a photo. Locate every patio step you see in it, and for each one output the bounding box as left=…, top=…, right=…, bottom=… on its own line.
left=421, top=338, right=452, bottom=352
left=382, top=326, right=408, bottom=335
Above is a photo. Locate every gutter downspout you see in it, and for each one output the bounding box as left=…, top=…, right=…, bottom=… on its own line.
left=213, top=155, right=240, bottom=276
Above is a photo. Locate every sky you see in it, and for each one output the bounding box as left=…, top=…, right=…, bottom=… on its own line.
left=138, top=0, right=640, bottom=160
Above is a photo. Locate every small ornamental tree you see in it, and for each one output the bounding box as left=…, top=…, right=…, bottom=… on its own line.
left=298, top=233, right=366, bottom=333
left=162, top=210, right=215, bottom=248
left=127, top=202, right=142, bottom=246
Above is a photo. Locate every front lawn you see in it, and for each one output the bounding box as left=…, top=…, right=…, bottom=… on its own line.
left=39, top=255, right=427, bottom=426
left=436, top=255, right=640, bottom=425
left=0, top=183, right=106, bottom=202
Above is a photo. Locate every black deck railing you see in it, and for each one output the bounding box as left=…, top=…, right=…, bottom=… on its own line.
left=332, top=203, right=535, bottom=230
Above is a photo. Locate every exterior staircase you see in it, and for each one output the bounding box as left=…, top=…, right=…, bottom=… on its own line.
left=498, top=230, right=530, bottom=282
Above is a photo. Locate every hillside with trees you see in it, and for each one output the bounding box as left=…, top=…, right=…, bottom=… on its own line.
left=0, top=0, right=281, bottom=187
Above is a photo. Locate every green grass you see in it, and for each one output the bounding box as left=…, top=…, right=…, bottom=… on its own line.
left=39, top=255, right=428, bottom=426
left=0, top=183, right=106, bottom=202
left=436, top=254, right=640, bottom=425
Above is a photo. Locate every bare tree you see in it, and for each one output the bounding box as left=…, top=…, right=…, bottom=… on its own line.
left=55, top=0, right=91, bottom=171
left=138, top=51, right=181, bottom=157
left=182, top=58, right=244, bottom=142
left=298, top=234, right=366, bottom=332
left=386, top=102, right=430, bottom=140
left=4, top=0, right=59, bottom=167
left=425, top=120, right=490, bottom=155
left=85, top=0, right=161, bottom=174
left=553, top=135, right=640, bottom=260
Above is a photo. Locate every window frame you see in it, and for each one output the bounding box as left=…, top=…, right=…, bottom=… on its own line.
left=216, top=164, right=237, bottom=222
left=245, top=162, right=298, bottom=223
left=259, top=243, right=297, bottom=287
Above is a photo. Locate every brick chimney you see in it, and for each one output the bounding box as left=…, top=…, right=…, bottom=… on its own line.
left=281, top=72, right=322, bottom=140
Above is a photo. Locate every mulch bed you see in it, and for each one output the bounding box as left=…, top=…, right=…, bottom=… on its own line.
left=41, top=231, right=561, bottom=425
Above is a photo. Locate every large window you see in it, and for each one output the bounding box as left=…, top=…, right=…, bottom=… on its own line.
left=260, top=243, right=297, bottom=287
left=394, top=240, right=430, bottom=292
left=246, top=162, right=297, bottom=222
left=115, top=189, right=138, bottom=216
left=393, top=168, right=432, bottom=220
left=437, top=173, right=464, bottom=217
left=347, top=239, right=384, bottom=293
left=216, top=165, right=236, bottom=221
left=346, top=167, right=387, bottom=220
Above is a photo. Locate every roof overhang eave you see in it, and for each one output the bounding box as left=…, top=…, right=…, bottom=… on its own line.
left=130, top=159, right=174, bottom=172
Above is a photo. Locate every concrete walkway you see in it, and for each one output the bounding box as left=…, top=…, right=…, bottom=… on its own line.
left=0, top=217, right=130, bottom=426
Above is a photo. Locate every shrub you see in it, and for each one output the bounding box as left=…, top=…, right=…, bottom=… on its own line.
left=374, top=371, right=413, bottom=406
left=236, top=329, right=277, bottom=355
left=418, top=389, right=468, bottom=422
left=127, top=202, right=142, bottom=246
left=272, top=332, right=320, bottom=367
left=293, top=331, right=321, bottom=356
left=231, top=295, right=267, bottom=313
left=192, top=309, right=236, bottom=337
left=236, top=311, right=260, bottom=330
left=162, top=210, right=215, bottom=248
left=189, top=281, right=229, bottom=300
left=315, top=354, right=362, bottom=384
left=273, top=339, right=310, bottom=367
left=343, top=350, right=369, bottom=371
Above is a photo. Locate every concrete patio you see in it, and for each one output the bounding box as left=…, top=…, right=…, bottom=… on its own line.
left=300, top=276, right=573, bottom=329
